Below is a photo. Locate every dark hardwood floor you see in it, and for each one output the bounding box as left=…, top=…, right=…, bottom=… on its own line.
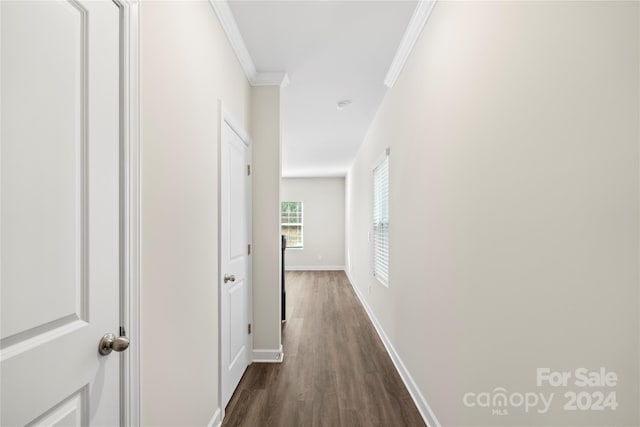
left=221, top=270, right=426, bottom=427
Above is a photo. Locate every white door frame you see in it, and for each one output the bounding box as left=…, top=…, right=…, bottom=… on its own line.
left=116, top=0, right=141, bottom=425
left=217, top=101, right=253, bottom=422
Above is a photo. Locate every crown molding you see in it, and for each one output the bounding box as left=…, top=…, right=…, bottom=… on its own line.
left=209, top=0, right=289, bottom=88
left=384, top=0, right=437, bottom=88
left=209, top=0, right=256, bottom=78
left=252, top=72, right=290, bottom=88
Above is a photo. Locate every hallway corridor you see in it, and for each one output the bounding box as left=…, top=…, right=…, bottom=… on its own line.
left=222, top=271, right=426, bottom=426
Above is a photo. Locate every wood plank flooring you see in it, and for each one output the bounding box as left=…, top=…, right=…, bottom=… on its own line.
left=222, top=271, right=426, bottom=427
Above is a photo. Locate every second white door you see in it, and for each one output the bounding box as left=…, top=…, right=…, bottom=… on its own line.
left=220, top=117, right=252, bottom=408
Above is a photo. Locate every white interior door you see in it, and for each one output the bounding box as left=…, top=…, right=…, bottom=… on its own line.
left=220, top=118, right=252, bottom=408
left=1, top=1, right=125, bottom=425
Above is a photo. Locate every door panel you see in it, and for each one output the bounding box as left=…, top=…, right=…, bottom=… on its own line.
left=229, top=141, right=246, bottom=259
left=221, top=121, right=251, bottom=407
left=228, top=280, right=246, bottom=365
left=28, top=387, right=88, bottom=426
left=1, top=1, right=123, bottom=425
left=1, top=0, right=88, bottom=341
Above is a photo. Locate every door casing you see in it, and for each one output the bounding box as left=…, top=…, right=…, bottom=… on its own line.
left=118, top=1, right=141, bottom=425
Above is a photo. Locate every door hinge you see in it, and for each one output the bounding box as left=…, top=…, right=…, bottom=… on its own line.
left=248, top=323, right=252, bottom=334
left=248, top=243, right=251, bottom=255
left=247, top=164, right=251, bottom=176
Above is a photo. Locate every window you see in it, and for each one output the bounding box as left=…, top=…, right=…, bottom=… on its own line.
left=373, top=151, right=389, bottom=285
left=281, top=201, right=303, bottom=248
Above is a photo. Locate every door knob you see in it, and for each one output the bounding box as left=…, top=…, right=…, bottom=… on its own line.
left=98, top=332, right=130, bottom=356
left=224, top=274, right=236, bottom=283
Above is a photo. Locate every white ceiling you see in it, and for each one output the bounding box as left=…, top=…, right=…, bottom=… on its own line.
left=227, top=1, right=418, bottom=177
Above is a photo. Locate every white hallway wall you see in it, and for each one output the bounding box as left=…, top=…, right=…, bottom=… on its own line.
left=346, top=1, right=639, bottom=426
left=282, top=178, right=345, bottom=270
left=141, top=1, right=249, bottom=423
left=251, top=86, right=283, bottom=356
left=141, top=1, right=281, bottom=423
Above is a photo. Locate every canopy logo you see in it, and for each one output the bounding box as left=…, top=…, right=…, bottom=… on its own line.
left=463, top=388, right=553, bottom=416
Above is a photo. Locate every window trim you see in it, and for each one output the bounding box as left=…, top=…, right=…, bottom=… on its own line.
left=372, top=148, right=390, bottom=287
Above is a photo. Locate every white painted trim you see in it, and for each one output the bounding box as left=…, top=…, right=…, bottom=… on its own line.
left=208, top=0, right=256, bottom=79
left=345, top=270, right=442, bottom=427
left=217, top=102, right=225, bottom=425
left=252, top=345, right=284, bottom=363
left=282, top=172, right=347, bottom=179
left=252, top=72, right=290, bottom=88
left=209, top=0, right=289, bottom=87
left=285, top=266, right=345, bottom=271
left=384, top=0, right=437, bottom=88
left=118, top=1, right=141, bottom=425
left=207, top=408, right=222, bottom=427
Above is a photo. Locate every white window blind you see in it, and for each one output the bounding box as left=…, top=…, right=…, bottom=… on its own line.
left=373, top=154, right=389, bottom=285
left=281, top=201, right=303, bottom=248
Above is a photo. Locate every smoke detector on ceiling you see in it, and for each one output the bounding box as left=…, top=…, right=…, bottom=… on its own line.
left=336, top=100, right=352, bottom=110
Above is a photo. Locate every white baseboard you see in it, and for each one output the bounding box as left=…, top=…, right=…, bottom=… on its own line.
left=207, top=408, right=221, bottom=427
left=252, top=344, right=284, bottom=363
left=344, top=270, right=441, bottom=427
left=285, top=266, right=345, bottom=271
